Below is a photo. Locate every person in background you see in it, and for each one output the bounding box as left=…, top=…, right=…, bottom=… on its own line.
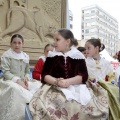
left=85, top=38, right=119, bottom=120
left=29, top=29, right=108, bottom=120
left=77, top=46, right=87, bottom=58
left=0, top=34, right=41, bottom=120
left=32, top=44, right=54, bottom=80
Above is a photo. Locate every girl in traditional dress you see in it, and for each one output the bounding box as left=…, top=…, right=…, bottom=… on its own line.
left=85, top=38, right=120, bottom=120
left=85, top=39, right=115, bottom=82
left=32, top=44, right=54, bottom=80
left=0, top=34, right=41, bottom=120
left=29, top=29, right=108, bottom=120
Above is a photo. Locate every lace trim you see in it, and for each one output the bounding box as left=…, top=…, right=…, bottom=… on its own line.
left=1, top=48, right=29, bottom=63
left=48, top=47, right=85, bottom=60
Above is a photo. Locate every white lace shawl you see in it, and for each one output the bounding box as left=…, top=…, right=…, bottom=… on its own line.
left=48, top=46, right=85, bottom=60
left=86, top=57, right=114, bottom=81
left=1, top=48, right=29, bottom=63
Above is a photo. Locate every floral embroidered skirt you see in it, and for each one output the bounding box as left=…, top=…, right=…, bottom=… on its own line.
left=0, top=79, right=41, bottom=120
left=29, top=81, right=109, bottom=120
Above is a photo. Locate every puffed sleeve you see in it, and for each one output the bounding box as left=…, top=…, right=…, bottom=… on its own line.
left=41, top=57, right=55, bottom=83
left=73, top=59, right=88, bottom=84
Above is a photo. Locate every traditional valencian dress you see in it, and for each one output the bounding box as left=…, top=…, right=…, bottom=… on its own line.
left=0, top=48, right=41, bottom=120
left=29, top=47, right=109, bottom=120
left=86, top=57, right=120, bottom=120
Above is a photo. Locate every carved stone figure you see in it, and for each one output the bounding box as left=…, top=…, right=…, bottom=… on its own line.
left=0, top=6, right=60, bottom=42
left=0, top=0, right=4, bottom=6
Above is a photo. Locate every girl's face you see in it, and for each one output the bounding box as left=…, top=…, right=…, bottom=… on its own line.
left=44, top=46, right=54, bottom=57
left=10, top=37, right=23, bottom=53
left=54, top=31, right=70, bottom=53
left=85, top=42, right=99, bottom=57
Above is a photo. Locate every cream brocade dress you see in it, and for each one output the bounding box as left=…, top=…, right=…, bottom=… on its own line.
left=0, top=49, right=41, bottom=120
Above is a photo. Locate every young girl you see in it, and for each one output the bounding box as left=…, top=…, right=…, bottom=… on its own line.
left=0, top=34, right=41, bottom=120
left=85, top=38, right=120, bottom=120
left=32, top=44, right=54, bottom=80
left=29, top=29, right=108, bottom=120
left=85, top=39, right=115, bottom=82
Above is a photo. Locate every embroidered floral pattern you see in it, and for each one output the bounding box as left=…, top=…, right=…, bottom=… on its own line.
left=29, top=84, right=109, bottom=120
left=70, top=112, right=79, bottom=120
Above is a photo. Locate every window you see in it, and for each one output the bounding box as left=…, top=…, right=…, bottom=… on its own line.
left=81, top=23, right=84, bottom=29
left=91, top=10, right=95, bottom=13
left=82, top=35, right=84, bottom=39
left=70, top=24, right=73, bottom=29
left=85, top=29, right=89, bottom=33
left=90, top=29, right=95, bottom=33
left=91, top=16, right=95, bottom=19
left=86, top=23, right=90, bottom=27
left=69, top=16, right=73, bottom=21
left=91, top=22, right=95, bottom=26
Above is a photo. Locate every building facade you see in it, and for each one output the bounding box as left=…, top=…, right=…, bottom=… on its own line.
left=118, top=33, right=120, bottom=52
left=81, top=5, right=118, bottom=56
left=69, top=10, right=73, bottom=31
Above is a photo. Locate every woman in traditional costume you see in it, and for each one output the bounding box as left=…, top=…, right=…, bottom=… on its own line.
left=0, top=34, right=41, bottom=120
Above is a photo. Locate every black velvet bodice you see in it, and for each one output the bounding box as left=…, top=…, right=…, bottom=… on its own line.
left=41, top=55, right=88, bottom=84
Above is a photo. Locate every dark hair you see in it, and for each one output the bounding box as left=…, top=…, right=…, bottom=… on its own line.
left=100, top=43, right=105, bottom=51
left=56, top=28, right=75, bottom=46
left=77, top=47, right=86, bottom=52
left=115, top=51, right=120, bottom=62
left=73, top=39, right=78, bottom=46
left=87, top=38, right=104, bottom=52
left=44, top=44, right=54, bottom=51
left=118, top=51, right=120, bottom=62
left=11, top=34, right=24, bottom=43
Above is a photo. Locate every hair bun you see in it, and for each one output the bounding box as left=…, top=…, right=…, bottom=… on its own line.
left=100, top=43, right=105, bottom=52
left=98, top=38, right=101, bottom=42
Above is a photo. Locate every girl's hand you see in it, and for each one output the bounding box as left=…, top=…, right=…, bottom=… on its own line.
left=57, top=79, right=70, bottom=88
left=24, top=77, right=29, bottom=87
left=16, top=80, right=28, bottom=90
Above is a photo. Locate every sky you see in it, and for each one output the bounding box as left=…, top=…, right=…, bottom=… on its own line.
left=68, top=0, right=120, bottom=39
